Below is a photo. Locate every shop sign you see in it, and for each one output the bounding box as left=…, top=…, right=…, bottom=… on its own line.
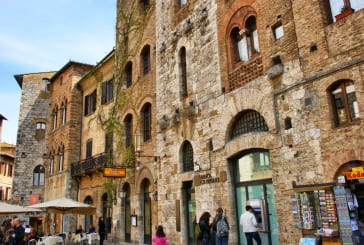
left=103, top=167, right=126, bottom=177
left=200, top=173, right=219, bottom=184
left=346, top=167, right=364, bottom=180
left=29, top=194, right=40, bottom=205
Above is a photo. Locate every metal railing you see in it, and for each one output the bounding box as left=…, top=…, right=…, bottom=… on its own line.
left=71, top=153, right=109, bottom=176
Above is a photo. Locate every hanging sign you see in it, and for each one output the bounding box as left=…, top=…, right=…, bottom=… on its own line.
left=103, top=167, right=126, bottom=177
left=346, top=167, right=364, bottom=180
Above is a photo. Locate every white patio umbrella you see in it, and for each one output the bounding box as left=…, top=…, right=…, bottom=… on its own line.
left=0, top=201, right=41, bottom=214
left=28, top=198, right=96, bottom=234
left=28, top=197, right=96, bottom=214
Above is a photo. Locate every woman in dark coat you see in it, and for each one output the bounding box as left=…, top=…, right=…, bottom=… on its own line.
left=199, top=212, right=211, bottom=245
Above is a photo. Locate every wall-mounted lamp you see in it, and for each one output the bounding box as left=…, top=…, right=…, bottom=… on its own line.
left=152, top=191, right=158, bottom=201
left=120, top=189, right=126, bottom=198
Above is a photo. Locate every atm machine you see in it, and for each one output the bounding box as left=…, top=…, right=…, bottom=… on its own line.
left=246, top=199, right=268, bottom=232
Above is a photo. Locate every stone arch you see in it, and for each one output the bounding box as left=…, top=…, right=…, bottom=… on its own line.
left=136, top=167, right=155, bottom=194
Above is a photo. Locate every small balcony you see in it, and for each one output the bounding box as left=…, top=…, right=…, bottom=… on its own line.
left=71, top=153, right=108, bottom=176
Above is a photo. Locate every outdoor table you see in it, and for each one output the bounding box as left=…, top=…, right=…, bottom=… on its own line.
left=86, top=233, right=100, bottom=245
left=38, top=236, right=64, bottom=245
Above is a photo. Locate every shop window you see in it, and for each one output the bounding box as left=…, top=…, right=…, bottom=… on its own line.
left=327, top=0, right=364, bottom=22
left=141, top=103, right=152, bottom=142
left=49, top=155, right=54, bottom=175
left=124, top=114, right=133, bottom=148
left=140, top=45, right=151, bottom=75
left=230, top=109, right=268, bottom=140
left=179, top=47, right=188, bottom=99
left=229, top=16, right=260, bottom=64
left=101, top=79, right=114, bottom=104
left=33, top=165, right=45, bottom=186
left=125, top=62, right=133, bottom=88
left=84, top=90, right=97, bottom=116
left=181, top=141, right=194, bottom=172
left=329, top=80, right=360, bottom=127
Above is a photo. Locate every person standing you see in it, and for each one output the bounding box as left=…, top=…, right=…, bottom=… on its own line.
left=152, top=225, right=167, bottom=245
left=213, top=208, right=229, bottom=245
left=11, top=218, right=24, bottom=245
left=98, top=217, right=106, bottom=245
left=199, top=212, right=211, bottom=245
left=240, top=205, right=262, bottom=245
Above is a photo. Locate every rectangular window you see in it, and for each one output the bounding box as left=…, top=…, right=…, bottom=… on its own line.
left=105, top=132, right=113, bottom=160
left=273, top=25, right=284, bottom=40
left=8, top=165, right=12, bottom=177
left=86, top=140, right=93, bottom=158
left=84, top=90, right=97, bottom=116
left=101, top=79, right=114, bottom=104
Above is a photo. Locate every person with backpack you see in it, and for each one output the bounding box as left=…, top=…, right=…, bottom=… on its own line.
left=240, top=205, right=262, bottom=245
left=212, top=208, right=229, bottom=245
left=198, top=212, right=211, bottom=245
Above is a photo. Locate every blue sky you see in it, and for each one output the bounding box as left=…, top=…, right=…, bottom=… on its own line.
left=0, top=0, right=116, bottom=144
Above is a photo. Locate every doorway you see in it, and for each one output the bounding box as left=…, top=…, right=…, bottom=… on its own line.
left=142, top=179, right=152, bottom=245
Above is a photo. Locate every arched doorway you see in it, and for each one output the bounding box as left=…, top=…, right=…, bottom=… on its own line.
left=84, top=196, right=93, bottom=231
left=101, top=193, right=112, bottom=235
left=142, top=178, right=152, bottom=245
left=232, top=149, right=279, bottom=245
left=123, top=183, right=131, bottom=242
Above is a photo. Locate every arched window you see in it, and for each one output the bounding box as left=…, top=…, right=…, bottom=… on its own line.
left=230, top=16, right=259, bottom=63
left=141, top=103, right=152, bottom=142
left=124, top=114, right=133, bottom=148
left=328, top=80, right=359, bottom=126
left=140, top=0, right=150, bottom=11
left=84, top=196, right=93, bottom=231
left=182, top=141, right=194, bottom=172
left=230, top=109, right=268, bottom=140
left=179, top=47, right=188, bottom=99
left=125, top=62, right=133, bottom=88
left=49, top=154, right=54, bottom=174
left=140, top=45, right=151, bottom=75
left=61, top=102, right=67, bottom=125
left=33, top=165, right=45, bottom=186
left=53, top=107, right=58, bottom=129
left=58, top=146, right=64, bottom=172
left=235, top=150, right=271, bottom=182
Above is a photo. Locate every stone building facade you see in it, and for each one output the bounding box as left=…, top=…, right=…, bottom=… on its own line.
left=45, top=61, right=93, bottom=234
left=153, top=0, right=364, bottom=245
left=74, top=50, right=115, bottom=235
left=13, top=72, right=56, bottom=206
left=0, top=140, right=15, bottom=201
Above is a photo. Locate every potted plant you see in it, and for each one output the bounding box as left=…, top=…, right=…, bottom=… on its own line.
left=335, top=6, right=354, bottom=21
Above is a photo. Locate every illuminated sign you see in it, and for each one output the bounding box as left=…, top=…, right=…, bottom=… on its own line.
left=103, top=167, right=126, bottom=177
left=346, top=167, right=364, bottom=180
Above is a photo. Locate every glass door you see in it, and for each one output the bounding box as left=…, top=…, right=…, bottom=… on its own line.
left=236, top=183, right=279, bottom=245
